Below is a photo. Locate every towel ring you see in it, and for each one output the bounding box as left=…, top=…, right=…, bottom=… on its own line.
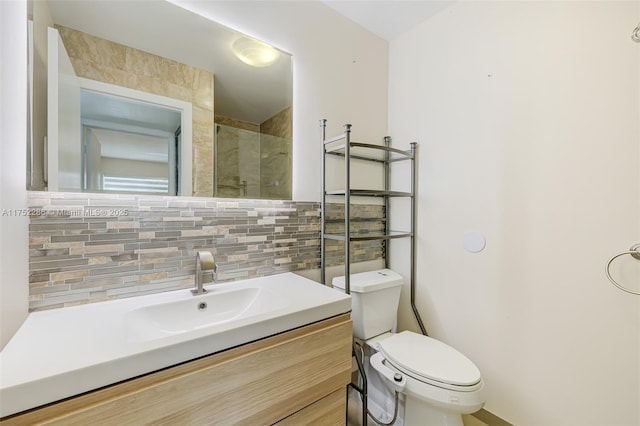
left=633, top=23, right=640, bottom=43
left=605, top=243, right=640, bottom=295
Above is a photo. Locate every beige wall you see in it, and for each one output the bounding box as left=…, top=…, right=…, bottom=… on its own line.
left=57, top=26, right=214, bottom=197
left=1, top=0, right=29, bottom=350
left=389, top=1, right=639, bottom=424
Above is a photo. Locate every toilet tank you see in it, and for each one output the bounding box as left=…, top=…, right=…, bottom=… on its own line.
left=332, top=269, right=403, bottom=340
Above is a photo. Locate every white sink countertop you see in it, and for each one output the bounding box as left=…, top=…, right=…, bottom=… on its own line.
left=0, top=273, right=351, bottom=418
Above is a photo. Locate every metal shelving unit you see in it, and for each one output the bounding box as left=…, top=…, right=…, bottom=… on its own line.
left=320, top=120, right=426, bottom=426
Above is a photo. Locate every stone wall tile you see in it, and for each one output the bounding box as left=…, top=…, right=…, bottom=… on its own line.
left=27, top=192, right=384, bottom=311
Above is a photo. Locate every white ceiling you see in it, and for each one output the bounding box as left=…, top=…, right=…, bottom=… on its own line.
left=323, top=0, right=454, bottom=41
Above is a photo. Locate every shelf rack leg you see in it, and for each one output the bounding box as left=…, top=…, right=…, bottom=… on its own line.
left=344, top=123, right=352, bottom=294
left=384, top=136, right=391, bottom=269
left=410, top=142, right=428, bottom=336
left=320, top=119, right=327, bottom=285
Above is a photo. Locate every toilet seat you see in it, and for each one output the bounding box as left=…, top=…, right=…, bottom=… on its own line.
left=377, top=331, right=482, bottom=392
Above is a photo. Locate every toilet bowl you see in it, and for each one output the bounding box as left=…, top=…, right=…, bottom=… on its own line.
left=333, top=269, right=485, bottom=426
left=369, top=331, right=485, bottom=425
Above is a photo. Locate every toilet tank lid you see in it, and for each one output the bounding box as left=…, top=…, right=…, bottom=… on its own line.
left=332, top=269, right=404, bottom=293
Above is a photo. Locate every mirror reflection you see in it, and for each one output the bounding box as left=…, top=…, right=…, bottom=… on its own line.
left=28, top=0, right=293, bottom=199
left=82, top=90, right=183, bottom=195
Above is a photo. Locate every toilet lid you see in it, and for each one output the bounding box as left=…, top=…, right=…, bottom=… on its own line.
left=377, top=331, right=481, bottom=387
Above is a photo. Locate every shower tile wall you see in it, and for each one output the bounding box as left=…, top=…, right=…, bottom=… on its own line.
left=260, top=107, right=292, bottom=139
left=260, top=107, right=292, bottom=200
left=56, top=26, right=215, bottom=197
left=215, top=115, right=260, bottom=133
left=216, top=125, right=261, bottom=198
left=28, top=192, right=383, bottom=311
left=215, top=110, right=292, bottom=200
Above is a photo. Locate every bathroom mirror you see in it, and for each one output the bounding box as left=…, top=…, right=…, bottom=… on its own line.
left=28, top=0, right=293, bottom=199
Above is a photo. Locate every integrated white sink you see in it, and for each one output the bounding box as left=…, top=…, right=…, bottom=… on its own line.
left=126, top=286, right=289, bottom=342
left=0, top=273, right=351, bottom=418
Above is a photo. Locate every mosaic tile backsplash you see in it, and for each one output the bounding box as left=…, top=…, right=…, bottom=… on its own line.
left=28, top=192, right=384, bottom=311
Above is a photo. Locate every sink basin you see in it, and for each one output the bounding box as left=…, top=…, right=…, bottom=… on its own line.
left=0, top=272, right=351, bottom=418
left=126, top=286, right=288, bottom=341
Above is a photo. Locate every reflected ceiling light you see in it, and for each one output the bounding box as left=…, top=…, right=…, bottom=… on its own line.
left=232, top=37, right=280, bottom=68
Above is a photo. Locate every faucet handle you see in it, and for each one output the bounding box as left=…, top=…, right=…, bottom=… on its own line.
left=193, top=251, right=217, bottom=295
left=196, top=251, right=216, bottom=271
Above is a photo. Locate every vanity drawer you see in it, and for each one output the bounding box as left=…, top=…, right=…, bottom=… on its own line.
left=1, top=313, right=352, bottom=425
left=275, top=388, right=346, bottom=426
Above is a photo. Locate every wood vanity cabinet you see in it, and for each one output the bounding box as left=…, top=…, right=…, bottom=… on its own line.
left=1, top=313, right=352, bottom=426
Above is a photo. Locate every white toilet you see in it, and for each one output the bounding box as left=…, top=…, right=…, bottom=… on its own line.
left=333, top=269, right=485, bottom=426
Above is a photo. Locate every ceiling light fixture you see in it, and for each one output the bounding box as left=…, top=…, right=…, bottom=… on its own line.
left=232, top=37, right=280, bottom=68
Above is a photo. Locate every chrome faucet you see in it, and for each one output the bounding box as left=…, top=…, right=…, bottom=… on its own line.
left=192, top=251, right=217, bottom=295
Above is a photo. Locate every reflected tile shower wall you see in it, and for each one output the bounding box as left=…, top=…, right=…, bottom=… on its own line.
left=215, top=107, right=292, bottom=200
